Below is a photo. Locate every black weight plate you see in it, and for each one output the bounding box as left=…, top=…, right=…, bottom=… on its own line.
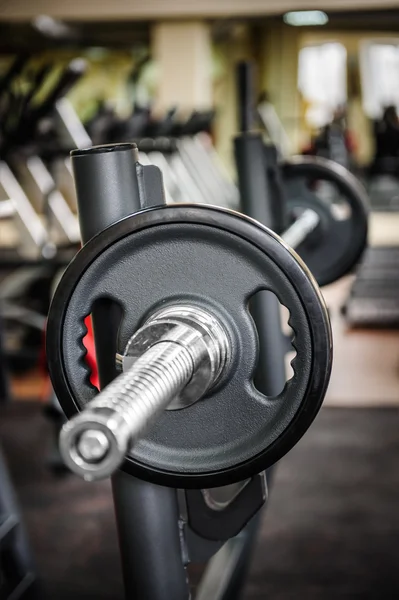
left=47, top=204, right=332, bottom=488
left=282, top=156, right=369, bottom=287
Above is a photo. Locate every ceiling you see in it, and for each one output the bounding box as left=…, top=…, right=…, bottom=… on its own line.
left=0, top=21, right=151, bottom=52
left=269, top=9, right=399, bottom=31
left=0, top=9, right=399, bottom=52
left=1, top=0, right=399, bottom=21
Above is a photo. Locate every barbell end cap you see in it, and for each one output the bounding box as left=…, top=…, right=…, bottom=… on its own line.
left=59, top=414, right=129, bottom=481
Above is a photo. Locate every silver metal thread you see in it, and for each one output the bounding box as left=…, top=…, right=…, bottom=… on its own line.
left=60, top=305, right=230, bottom=481
left=89, top=340, right=194, bottom=442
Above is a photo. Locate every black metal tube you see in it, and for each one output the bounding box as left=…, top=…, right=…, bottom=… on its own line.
left=0, top=54, right=28, bottom=99
left=0, top=315, right=10, bottom=403
left=71, top=143, right=188, bottom=600
left=221, top=512, right=262, bottom=600
left=112, top=471, right=189, bottom=600
left=19, top=63, right=53, bottom=122
left=234, top=136, right=287, bottom=396
left=71, top=143, right=141, bottom=244
left=234, top=56, right=288, bottom=397
left=234, top=135, right=275, bottom=226
left=26, top=59, right=87, bottom=128
left=237, top=62, right=255, bottom=134
left=71, top=143, right=142, bottom=388
left=264, top=144, right=288, bottom=235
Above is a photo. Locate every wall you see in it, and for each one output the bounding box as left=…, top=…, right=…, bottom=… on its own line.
left=260, top=23, right=301, bottom=153
left=152, top=21, right=212, bottom=115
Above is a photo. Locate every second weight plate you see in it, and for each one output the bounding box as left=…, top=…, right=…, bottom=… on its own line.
left=282, top=156, right=369, bottom=287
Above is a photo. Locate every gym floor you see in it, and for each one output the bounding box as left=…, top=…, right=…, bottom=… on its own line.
left=324, top=211, right=399, bottom=407
left=2, top=402, right=399, bottom=599
left=4, top=211, right=399, bottom=598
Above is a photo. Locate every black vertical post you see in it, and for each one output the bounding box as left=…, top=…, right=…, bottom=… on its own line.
left=0, top=315, right=10, bottom=403
left=264, top=144, right=289, bottom=235
left=220, top=511, right=262, bottom=600
left=71, top=143, right=141, bottom=245
left=71, top=143, right=142, bottom=389
left=71, top=143, right=188, bottom=600
left=237, top=62, right=254, bottom=135
left=112, top=472, right=189, bottom=600
left=234, top=61, right=287, bottom=397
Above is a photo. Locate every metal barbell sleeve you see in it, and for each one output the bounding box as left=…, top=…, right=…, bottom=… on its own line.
left=59, top=305, right=230, bottom=481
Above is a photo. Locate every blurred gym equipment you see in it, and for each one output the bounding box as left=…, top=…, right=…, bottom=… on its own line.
left=236, top=62, right=369, bottom=288
left=0, top=58, right=88, bottom=375
left=0, top=442, right=37, bottom=599
left=345, top=246, right=399, bottom=328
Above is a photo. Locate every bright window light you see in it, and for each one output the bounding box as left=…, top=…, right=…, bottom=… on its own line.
left=360, top=41, right=399, bottom=118
left=284, top=11, right=329, bottom=27
left=298, top=43, right=347, bottom=127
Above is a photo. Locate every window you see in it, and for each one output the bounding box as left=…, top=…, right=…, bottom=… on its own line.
left=298, top=43, right=347, bottom=127
left=360, top=41, right=399, bottom=118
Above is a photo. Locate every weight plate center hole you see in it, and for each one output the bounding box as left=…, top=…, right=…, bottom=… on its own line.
left=309, top=179, right=352, bottom=221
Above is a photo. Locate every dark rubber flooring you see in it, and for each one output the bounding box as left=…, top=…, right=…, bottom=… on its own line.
left=1, top=402, right=399, bottom=599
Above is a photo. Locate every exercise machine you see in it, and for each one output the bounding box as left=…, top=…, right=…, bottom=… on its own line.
left=46, top=142, right=332, bottom=600
left=44, top=61, right=372, bottom=598
left=236, top=62, right=369, bottom=288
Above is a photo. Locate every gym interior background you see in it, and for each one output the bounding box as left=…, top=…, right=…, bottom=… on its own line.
left=1, top=1, right=399, bottom=599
